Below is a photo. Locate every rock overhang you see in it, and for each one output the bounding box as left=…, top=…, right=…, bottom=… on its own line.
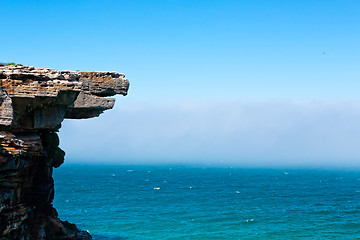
left=0, top=64, right=129, bottom=239
left=0, top=65, right=129, bottom=130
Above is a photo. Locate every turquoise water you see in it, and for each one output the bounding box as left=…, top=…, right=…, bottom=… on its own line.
left=53, top=165, right=360, bottom=239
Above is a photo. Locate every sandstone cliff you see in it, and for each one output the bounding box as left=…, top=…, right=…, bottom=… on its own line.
left=0, top=65, right=129, bottom=239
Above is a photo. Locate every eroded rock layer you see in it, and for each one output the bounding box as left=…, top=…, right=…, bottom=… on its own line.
left=0, top=65, right=129, bottom=239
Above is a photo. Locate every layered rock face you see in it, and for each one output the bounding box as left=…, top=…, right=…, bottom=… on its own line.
left=0, top=65, right=129, bottom=239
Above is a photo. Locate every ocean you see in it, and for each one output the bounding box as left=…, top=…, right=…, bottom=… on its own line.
left=53, top=165, right=360, bottom=239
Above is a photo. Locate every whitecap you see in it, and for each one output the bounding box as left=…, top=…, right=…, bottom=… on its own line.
left=245, top=219, right=254, bottom=222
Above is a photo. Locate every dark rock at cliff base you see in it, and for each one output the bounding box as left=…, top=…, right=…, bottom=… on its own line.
left=0, top=65, right=129, bottom=239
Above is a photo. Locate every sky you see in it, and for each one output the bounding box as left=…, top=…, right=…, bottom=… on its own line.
left=2, top=0, right=360, bottom=167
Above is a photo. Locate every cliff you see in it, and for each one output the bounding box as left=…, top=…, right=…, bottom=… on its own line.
left=0, top=65, right=129, bottom=239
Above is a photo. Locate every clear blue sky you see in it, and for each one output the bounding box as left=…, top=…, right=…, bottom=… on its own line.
left=2, top=1, right=360, bottom=167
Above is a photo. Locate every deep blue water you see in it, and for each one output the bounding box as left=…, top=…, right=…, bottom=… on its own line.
left=53, top=165, right=360, bottom=239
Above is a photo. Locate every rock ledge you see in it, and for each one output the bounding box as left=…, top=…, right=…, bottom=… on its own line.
left=0, top=65, right=129, bottom=239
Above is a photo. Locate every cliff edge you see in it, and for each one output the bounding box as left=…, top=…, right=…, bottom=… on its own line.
left=0, top=65, right=129, bottom=239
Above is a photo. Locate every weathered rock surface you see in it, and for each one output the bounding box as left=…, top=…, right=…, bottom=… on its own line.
left=0, top=65, right=129, bottom=239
